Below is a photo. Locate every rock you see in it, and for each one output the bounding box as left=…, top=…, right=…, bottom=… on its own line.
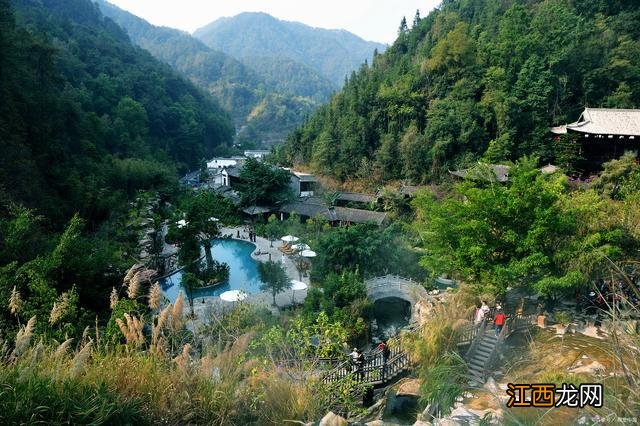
left=413, top=421, right=431, bottom=426
left=365, top=421, right=384, bottom=426
left=319, top=411, right=347, bottom=426
left=483, top=376, right=499, bottom=394
left=537, top=315, right=546, bottom=328
left=397, top=379, right=422, bottom=397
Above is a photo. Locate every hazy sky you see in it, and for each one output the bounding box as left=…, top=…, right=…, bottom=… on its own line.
left=106, top=0, right=441, bottom=44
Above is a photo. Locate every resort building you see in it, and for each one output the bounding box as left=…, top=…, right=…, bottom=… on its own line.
left=551, top=108, right=640, bottom=171
left=288, top=171, right=318, bottom=197
left=278, top=197, right=387, bottom=227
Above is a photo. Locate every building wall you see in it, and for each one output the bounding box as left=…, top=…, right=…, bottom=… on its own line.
left=207, top=158, right=238, bottom=169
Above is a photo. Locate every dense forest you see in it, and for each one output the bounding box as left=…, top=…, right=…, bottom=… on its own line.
left=96, top=1, right=328, bottom=146
left=0, top=0, right=232, bottom=329
left=278, top=0, right=640, bottom=183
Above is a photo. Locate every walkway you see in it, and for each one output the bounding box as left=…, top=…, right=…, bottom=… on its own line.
left=322, top=343, right=410, bottom=387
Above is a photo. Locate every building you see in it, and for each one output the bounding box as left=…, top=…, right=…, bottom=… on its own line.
left=551, top=108, right=640, bottom=171
left=334, top=191, right=379, bottom=208
left=288, top=171, right=318, bottom=197
left=243, top=150, right=271, bottom=160
left=220, top=165, right=244, bottom=188
left=278, top=197, right=387, bottom=227
left=206, top=156, right=245, bottom=170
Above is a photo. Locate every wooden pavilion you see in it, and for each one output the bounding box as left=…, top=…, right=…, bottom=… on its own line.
left=551, top=108, right=640, bottom=171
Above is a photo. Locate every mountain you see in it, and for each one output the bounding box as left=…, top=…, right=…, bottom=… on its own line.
left=2, top=0, right=233, bottom=225
left=277, top=1, right=640, bottom=183
left=193, top=12, right=387, bottom=87
left=0, top=0, right=234, bottom=314
left=96, top=1, right=327, bottom=145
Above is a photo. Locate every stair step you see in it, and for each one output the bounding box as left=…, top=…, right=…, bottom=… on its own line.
left=469, top=360, right=485, bottom=370
left=471, top=354, right=488, bottom=362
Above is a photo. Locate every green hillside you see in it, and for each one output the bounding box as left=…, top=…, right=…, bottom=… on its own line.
left=278, top=0, right=640, bottom=183
left=95, top=1, right=327, bottom=146
left=0, top=0, right=232, bottom=315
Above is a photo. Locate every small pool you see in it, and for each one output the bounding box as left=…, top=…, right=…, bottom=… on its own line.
left=161, top=239, right=264, bottom=303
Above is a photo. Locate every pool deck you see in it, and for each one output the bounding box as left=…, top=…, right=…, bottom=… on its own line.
left=186, top=226, right=310, bottom=321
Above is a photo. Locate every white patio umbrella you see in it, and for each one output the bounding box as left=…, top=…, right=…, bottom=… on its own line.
left=290, top=280, right=308, bottom=304
left=219, top=290, right=247, bottom=302
left=301, top=250, right=317, bottom=258
left=292, top=243, right=310, bottom=252
left=281, top=235, right=299, bottom=243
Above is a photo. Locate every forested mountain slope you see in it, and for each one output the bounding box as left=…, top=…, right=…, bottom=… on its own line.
left=0, top=0, right=232, bottom=317
left=278, top=0, right=640, bottom=183
left=194, top=12, right=386, bottom=87
left=2, top=0, right=232, bottom=223
left=96, top=1, right=327, bottom=145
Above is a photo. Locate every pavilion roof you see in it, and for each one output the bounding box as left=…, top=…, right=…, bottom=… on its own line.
left=551, top=108, right=640, bottom=136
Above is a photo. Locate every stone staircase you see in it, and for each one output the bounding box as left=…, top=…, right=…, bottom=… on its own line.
left=466, top=327, right=499, bottom=384
left=465, top=312, right=536, bottom=384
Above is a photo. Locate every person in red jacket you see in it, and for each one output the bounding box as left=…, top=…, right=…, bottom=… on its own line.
left=494, top=308, right=506, bottom=336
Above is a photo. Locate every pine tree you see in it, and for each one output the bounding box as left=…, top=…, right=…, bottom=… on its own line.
left=398, top=16, right=408, bottom=35
left=413, top=9, right=421, bottom=27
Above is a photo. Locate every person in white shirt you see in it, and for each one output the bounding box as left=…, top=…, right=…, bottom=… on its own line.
left=475, top=301, right=490, bottom=324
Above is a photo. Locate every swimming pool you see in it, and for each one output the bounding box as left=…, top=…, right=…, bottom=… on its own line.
left=161, top=239, right=264, bottom=303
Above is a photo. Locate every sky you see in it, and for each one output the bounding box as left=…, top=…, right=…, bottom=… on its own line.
left=106, top=0, right=441, bottom=44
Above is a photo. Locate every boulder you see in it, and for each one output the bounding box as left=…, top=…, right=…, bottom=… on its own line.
left=397, top=379, right=422, bottom=397
left=319, top=411, right=347, bottom=426
left=483, top=376, right=499, bottom=394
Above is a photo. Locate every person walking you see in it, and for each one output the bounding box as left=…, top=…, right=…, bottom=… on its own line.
left=475, top=301, right=490, bottom=324
left=356, top=349, right=365, bottom=380
left=349, top=347, right=360, bottom=373
left=378, top=340, right=390, bottom=380
left=494, top=308, right=506, bottom=336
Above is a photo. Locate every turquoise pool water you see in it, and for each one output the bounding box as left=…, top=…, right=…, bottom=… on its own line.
left=161, top=239, right=264, bottom=303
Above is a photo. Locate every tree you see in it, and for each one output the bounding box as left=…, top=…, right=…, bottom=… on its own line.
left=263, top=214, right=283, bottom=247
left=413, top=159, right=573, bottom=294
left=258, top=261, right=291, bottom=306
left=238, top=158, right=292, bottom=206
left=398, top=16, right=408, bottom=35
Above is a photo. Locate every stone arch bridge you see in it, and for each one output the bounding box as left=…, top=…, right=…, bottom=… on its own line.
left=365, top=275, right=431, bottom=323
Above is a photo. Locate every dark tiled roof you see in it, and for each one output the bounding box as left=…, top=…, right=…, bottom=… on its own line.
left=334, top=207, right=387, bottom=226
left=336, top=192, right=377, bottom=203
left=278, top=199, right=386, bottom=225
